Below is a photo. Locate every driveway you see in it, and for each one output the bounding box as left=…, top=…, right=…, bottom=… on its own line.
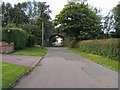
left=1, top=54, right=41, bottom=67
left=15, top=47, right=118, bottom=88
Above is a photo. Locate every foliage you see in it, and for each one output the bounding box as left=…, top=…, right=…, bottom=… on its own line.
left=103, top=2, right=120, bottom=38
left=2, top=28, right=28, bottom=49
left=2, top=1, right=52, bottom=46
left=21, top=24, right=35, bottom=34
left=53, top=2, right=103, bottom=41
left=68, top=0, right=88, bottom=3
left=49, top=36, right=57, bottom=46
left=34, top=21, right=53, bottom=45
left=2, top=2, right=28, bottom=27
left=10, top=47, right=47, bottom=56
left=21, top=24, right=42, bottom=45
left=103, top=11, right=115, bottom=38
left=68, top=40, right=79, bottom=48
left=78, top=38, right=120, bottom=60
left=2, top=62, right=28, bottom=88
left=27, top=34, right=36, bottom=47
left=1, top=1, right=51, bottom=27
left=68, top=48, right=118, bottom=71
left=112, top=3, right=120, bottom=38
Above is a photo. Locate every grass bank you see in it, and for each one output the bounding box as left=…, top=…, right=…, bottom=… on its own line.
left=10, top=47, right=47, bottom=56
left=2, top=62, right=28, bottom=88
left=67, top=48, right=118, bottom=71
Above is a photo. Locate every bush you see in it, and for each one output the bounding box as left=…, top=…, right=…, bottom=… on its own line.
left=2, top=28, right=28, bottom=49
left=21, top=24, right=42, bottom=45
left=68, top=40, right=79, bottom=48
left=78, top=38, right=120, bottom=60
left=27, top=34, right=36, bottom=47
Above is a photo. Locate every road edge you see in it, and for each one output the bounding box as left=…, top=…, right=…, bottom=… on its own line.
left=3, top=56, right=44, bottom=89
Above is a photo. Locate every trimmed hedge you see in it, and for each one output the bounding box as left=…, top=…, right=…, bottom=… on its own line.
left=2, top=28, right=28, bottom=49
left=78, top=38, right=120, bottom=60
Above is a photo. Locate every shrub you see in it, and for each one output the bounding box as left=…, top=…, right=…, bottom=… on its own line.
left=21, top=24, right=42, bottom=45
left=27, top=34, right=36, bottom=47
left=68, top=40, right=79, bottom=48
left=78, top=38, right=120, bottom=60
left=2, top=28, right=28, bottom=49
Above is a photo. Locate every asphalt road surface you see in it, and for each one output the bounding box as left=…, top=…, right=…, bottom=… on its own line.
left=15, top=47, right=118, bottom=88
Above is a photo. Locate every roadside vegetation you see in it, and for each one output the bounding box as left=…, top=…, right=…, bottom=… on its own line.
left=2, top=62, right=28, bottom=88
left=67, top=38, right=119, bottom=71
left=10, top=47, right=47, bottom=56
left=1, top=1, right=53, bottom=48
left=54, top=0, right=119, bottom=72
left=68, top=48, right=118, bottom=71
left=69, top=38, right=120, bottom=61
left=1, top=2, right=50, bottom=88
left=1, top=0, right=120, bottom=88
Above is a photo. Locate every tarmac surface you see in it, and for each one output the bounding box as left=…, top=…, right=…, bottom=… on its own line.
left=1, top=54, right=41, bottom=67
left=15, top=47, right=118, bottom=88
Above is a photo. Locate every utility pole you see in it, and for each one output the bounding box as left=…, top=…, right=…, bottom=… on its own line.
left=42, top=22, right=44, bottom=47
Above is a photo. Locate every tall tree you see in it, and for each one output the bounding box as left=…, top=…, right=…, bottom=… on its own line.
left=53, top=2, right=103, bottom=40
left=68, top=0, right=87, bottom=4
left=37, top=2, right=51, bottom=22
left=2, top=1, right=52, bottom=45
left=12, top=3, right=29, bottom=26
left=112, top=3, right=120, bottom=38
left=2, top=2, right=13, bottom=27
left=103, top=11, right=115, bottom=38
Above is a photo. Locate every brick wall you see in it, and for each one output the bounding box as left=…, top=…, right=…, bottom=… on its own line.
left=0, top=42, right=14, bottom=53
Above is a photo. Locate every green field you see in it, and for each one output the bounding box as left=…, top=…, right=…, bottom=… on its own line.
left=67, top=48, right=118, bottom=71
left=2, top=62, right=28, bottom=88
left=10, top=47, right=47, bottom=56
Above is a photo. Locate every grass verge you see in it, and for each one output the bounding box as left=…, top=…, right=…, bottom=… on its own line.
left=10, top=47, right=47, bottom=56
left=67, top=48, right=118, bottom=71
left=1, top=62, right=28, bottom=88
left=0, top=61, right=2, bottom=90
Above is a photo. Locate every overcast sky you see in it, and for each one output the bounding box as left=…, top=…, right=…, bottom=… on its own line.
left=2, top=0, right=119, bottom=20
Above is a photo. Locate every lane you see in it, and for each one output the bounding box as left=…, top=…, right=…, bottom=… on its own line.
left=15, top=47, right=118, bottom=88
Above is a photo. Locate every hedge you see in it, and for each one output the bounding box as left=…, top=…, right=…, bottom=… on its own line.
left=78, top=38, right=120, bottom=60
left=2, top=28, right=28, bottom=49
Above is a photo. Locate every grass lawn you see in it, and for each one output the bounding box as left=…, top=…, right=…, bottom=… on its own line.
left=67, top=48, right=118, bottom=71
left=10, top=47, right=47, bottom=56
left=0, top=62, right=2, bottom=89
left=1, top=62, right=28, bottom=88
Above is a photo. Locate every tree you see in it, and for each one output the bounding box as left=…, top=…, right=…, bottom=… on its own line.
left=53, top=2, right=103, bottom=41
left=68, top=0, right=87, bottom=4
left=1, top=2, right=29, bottom=27
left=2, top=2, right=13, bottom=27
left=103, top=11, right=115, bottom=38
left=12, top=3, right=29, bottom=26
left=112, top=3, right=120, bottom=38
left=2, top=1, right=52, bottom=46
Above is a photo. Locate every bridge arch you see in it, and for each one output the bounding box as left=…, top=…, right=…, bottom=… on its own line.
left=48, top=33, right=64, bottom=47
